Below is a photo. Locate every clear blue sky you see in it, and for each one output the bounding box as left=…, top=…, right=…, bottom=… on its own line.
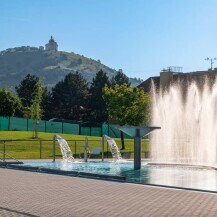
left=1, top=0, right=217, bottom=80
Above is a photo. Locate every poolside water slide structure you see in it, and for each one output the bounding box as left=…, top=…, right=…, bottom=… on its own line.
left=54, top=134, right=123, bottom=163
left=54, top=126, right=161, bottom=170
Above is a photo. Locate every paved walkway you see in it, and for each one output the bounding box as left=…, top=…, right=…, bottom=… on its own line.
left=0, top=168, right=217, bottom=217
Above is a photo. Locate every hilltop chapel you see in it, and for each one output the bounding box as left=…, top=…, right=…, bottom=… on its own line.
left=45, top=36, right=58, bottom=51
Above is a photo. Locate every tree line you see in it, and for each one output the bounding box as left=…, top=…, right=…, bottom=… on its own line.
left=0, top=70, right=149, bottom=146
left=0, top=70, right=131, bottom=123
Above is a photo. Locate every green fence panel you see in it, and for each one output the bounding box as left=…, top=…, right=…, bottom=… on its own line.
left=81, top=127, right=90, bottom=136
left=102, top=123, right=108, bottom=136
left=46, top=121, right=62, bottom=133
left=27, top=119, right=32, bottom=131
left=0, top=117, right=9, bottom=130
left=27, top=119, right=46, bottom=132
left=108, top=125, right=120, bottom=138
left=39, top=120, right=46, bottom=132
left=91, top=127, right=101, bottom=137
left=10, top=117, right=28, bottom=131
left=0, top=116, right=132, bottom=139
left=63, top=123, right=79, bottom=135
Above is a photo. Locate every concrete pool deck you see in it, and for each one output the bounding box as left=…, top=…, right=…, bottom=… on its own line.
left=0, top=168, right=217, bottom=217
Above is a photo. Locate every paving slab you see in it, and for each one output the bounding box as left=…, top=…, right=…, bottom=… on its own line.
left=0, top=168, right=217, bottom=217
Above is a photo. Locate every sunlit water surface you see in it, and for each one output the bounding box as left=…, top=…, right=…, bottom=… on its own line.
left=22, top=161, right=217, bottom=192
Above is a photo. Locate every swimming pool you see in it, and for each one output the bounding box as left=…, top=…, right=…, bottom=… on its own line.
left=19, top=161, right=217, bottom=192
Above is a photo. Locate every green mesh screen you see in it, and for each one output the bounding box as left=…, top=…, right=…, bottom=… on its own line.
left=27, top=119, right=46, bottom=132
left=0, top=116, right=128, bottom=138
left=46, top=121, right=62, bottom=133
left=0, top=117, right=9, bottom=130
left=39, top=120, right=46, bottom=132
left=90, top=127, right=101, bottom=136
left=102, top=123, right=108, bottom=136
left=10, top=117, right=28, bottom=131
left=108, top=125, right=120, bottom=138
left=81, top=127, right=90, bottom=136
left=63, top=123, right=79, bottom=135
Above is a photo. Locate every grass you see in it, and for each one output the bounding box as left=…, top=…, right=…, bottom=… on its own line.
left=0, top=131, right=149, bottom=160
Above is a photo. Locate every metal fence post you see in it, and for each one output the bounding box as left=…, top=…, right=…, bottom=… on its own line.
left=79, top=123, right=81, bottom=135
left=102, top=136, right=104, bottom=162
left=107, top=141, right=108, bottom=158
left=53, top=135, right=56, bottom=162
left=8, top=117, right=10, bottom=130
left=75, top=141, right=77, bottom=159
left=108, top=123, right=110, bottom=136
left=40, top=141, right=42, bottom=159
left=84, top=137, right=88, bottom=162
left=3, top=141, right=6, bottom=161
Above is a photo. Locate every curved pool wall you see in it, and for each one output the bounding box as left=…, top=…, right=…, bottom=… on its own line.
left=14, top=161, right=217, bottom=192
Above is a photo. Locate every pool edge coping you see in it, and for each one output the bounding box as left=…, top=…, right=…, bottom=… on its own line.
left=2, top=163, right=217, bottom=195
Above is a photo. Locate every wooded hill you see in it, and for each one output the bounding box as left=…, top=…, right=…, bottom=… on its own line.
left=0, top=48, right=142, bottom=88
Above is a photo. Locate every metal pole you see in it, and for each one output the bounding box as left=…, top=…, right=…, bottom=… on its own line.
left=134, top=129, right=141, bottom=170
left=3, top=141, right=6, bottom=161
left=40, top=141, right=42, bottom=159
left=8, top=117, right=10, bottom=130
left=102, top=136, right=104, bottom=162
left=79, top=123, right=81, bottom=135
left=108, top=122, right=110, bottom=136
left=53, top=135, right=56, bottom=162
left=75, top=141, right=77, bottom=159
left=211, top=58, right=216, bottom=70
left=84, top=137, right=88, bottom=162
left=106, top=142, right=108, bottom=159
left=205, top=57, right=216, bottom=70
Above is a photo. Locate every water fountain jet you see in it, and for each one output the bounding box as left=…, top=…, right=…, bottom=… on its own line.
left=151, top=79, right=217, bottom=167
left=104, top=135, right=122, bottom=161
left=53, top=135, right=74, bottom=162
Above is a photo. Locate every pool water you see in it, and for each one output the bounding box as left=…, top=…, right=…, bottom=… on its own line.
left=22, top=161, right=217, bottom=192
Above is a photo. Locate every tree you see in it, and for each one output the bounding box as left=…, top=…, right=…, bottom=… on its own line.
left=15, top=74, right=40, bottom=107
left=0, top=88, right=21, bottom=116
left=52, top=72, right=89, bottom=121
left=103, top=84, right=150, bottom=149
left=111, top=70, right=131, bottom=87
left=29, top=80, right=43, bottom=138
left=15, top=74, right=53, bottom=119
left=41, top=87, right=53, bottom=120
left=89, top=70, right=110, bottom=123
